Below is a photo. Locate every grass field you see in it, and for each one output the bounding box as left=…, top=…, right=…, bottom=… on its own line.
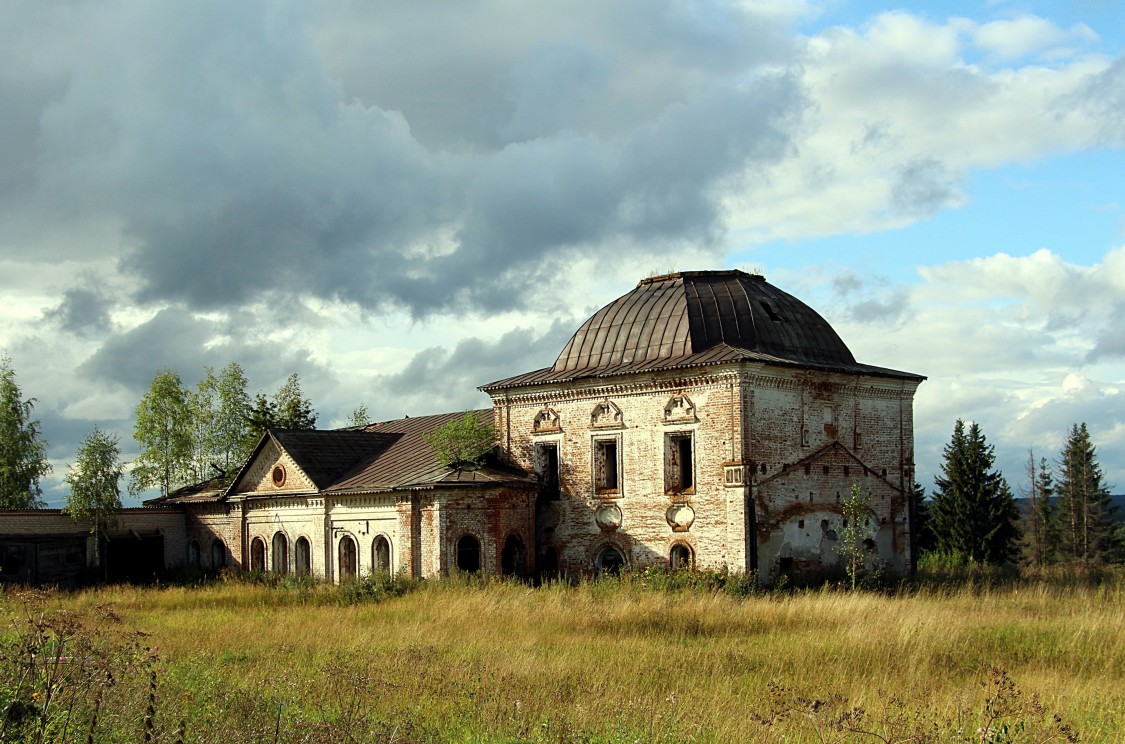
left=2, top=569, right=1123, bottom=742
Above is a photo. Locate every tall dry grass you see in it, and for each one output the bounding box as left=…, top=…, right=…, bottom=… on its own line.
left=3, top=571, right=1122, bottom=742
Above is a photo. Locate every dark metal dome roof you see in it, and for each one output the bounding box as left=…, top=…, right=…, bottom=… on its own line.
left=552, top=270, right=856, bottom=372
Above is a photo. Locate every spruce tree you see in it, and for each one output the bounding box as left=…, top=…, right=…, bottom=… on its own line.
left=1021, top=451, right=1056, bottom=567
left=1055, top=423, right=1116, bottom=563
left=931, top=419, right=1020, bottom=564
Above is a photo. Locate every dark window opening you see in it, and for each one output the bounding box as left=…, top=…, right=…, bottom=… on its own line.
left=536, top=443, right=560, bottom=500
left=778, top=556, right=794, bottom=574
left=539, top=546, right=559, bottom=580
left=295, top=537, right=311, bottom=575
left=250, top=538, right=266, bottom=572
left=501, top=535, right=526, bottom=577
left=843, top=466, right=850, bottom=477
left=211, top=540, right=226, bottom=569
left=669, top=544, right=693, bottom=570
left=596, top=546, right=625, bottom=577
left=456, top=535, right=481, bottom=573
left=187, top=540, right=200, bottom=567
left=804, top=463, right=811, bottom=475
left=797, top=520, right=804, bottom=529
left=822, top=465, right=830, bottom=474
left=595, top=440, right=619, bottom=492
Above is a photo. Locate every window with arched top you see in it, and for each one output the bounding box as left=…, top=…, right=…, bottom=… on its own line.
left=211, top=540, right=226, bottom=569
left=272, top=532, right=289, bottom=574
left=250, top=537, right=266, bottom=572
left=669, top=543, right=693, bottom=570
left=338, top=535, right=358, bottom=582
left=295, top=537, right=311, bottom=575
left=595, top=546, right=626, bottom=578
left=456, top=535, right=481, bottom=573
left=500, top=535, right=526, bottom=577
left=372, top=535, right=391, bottom=573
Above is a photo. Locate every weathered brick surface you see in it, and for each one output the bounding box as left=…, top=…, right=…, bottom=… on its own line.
left=491, top=361, right=919, bottom=582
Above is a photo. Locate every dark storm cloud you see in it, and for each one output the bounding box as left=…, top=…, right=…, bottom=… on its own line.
left=77, top=307, right=330, bottom=395
left=43, top=286, right=115, bottom=337
left=370, top=320, right=577, bottom=419
left=2, top=0, right=804, bottom=319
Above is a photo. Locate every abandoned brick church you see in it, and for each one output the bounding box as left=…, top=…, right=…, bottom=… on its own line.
left=157, top=269, right=924, bottom=584
left=1, top=270, right=923, bottom=585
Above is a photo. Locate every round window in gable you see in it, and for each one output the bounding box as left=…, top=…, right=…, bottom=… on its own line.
left=272, top=465, right=287, bottom=487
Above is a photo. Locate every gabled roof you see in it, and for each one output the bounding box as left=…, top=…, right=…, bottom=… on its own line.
left=227, top=410, right=535, bottom=500
left=329, top=410, right=533, bottom=493
left=269, top=429, right=400, bottom=490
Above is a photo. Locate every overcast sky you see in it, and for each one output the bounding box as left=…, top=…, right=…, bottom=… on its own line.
left=1, top=0, right=1122, bottom=507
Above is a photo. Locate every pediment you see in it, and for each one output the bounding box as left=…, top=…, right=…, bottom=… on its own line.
left=757, top=441, right=897, bottom=491
left=232, top=439, right=316, bottom=495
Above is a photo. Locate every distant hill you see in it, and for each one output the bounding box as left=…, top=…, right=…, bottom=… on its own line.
left=1012, top=494, right=1125, bottom=521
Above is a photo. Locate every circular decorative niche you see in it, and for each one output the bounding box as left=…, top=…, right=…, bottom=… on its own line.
left=666, top=503, right=695, bottom=533
left=594, top=503, right=623, bottom=532
left=271, top=464, right=287, bottom=487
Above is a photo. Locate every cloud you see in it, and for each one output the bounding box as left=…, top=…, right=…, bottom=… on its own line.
left=1, top=0, right=805, bottom=323
left=368, top=320, right=577, bottom=420
left=43, top=285, right=115, bottom=337
left=970, top=16, right=1098, bottom=61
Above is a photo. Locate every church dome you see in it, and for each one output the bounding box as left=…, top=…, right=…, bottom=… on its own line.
left=552, top=270, right=856, bottom=372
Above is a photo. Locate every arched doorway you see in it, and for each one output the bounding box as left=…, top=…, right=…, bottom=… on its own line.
left=211, top=540, right=226, bottom=569
left=539, top=545, right=559, bottom=581
left=500, top=534, right=526, bottom=577
left=595, top=545, right=626, bottom=578
left=250, top=537, right=266, bottom=572
left=272, top=532, right=288, bottom=574
left=456, top=535, right=481, bottom=573
left=338, top=535, right=357, bottom=582
left=295, top=537, right=311, bottom=575
left=669, top=543, right=693, bottom=570
left=372, top=536, right=391, bottom=574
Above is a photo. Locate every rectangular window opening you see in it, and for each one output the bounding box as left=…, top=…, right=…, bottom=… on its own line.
left=665, top=433, right=694, bottom=494
left=536, top=443, right=560, bottom=501
left=595, top=439, right=619, bottom=493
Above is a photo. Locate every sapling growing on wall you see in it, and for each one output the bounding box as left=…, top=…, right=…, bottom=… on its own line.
left=836, top=482, right=875, bottom=589
left=423, top=412, right=498, bottom=467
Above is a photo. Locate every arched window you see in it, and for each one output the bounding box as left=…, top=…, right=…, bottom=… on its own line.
left=272, top=532, right=289, bottom=574
left=295, top=537, right=311, bottom=575
left=250, top=537, right=266, bottom=572
left=211, top=540, right=226, bottom=569
left=187, top=539, right=200, bottom=567
left=372, top=536, right=391, bottom=574
left=456, top=535, right=481, bottom=573
left=595, top=546, right=626, bottom=578
left=669, top=543, right=693, bottom=570
left=500, top=535, right=526, bottom=577
left=338, top=535, right=357, bottom=582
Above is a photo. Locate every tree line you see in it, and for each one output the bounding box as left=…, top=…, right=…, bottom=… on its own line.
left=0, top=356, right=358, bottom=520
left=918, top=419, right=1123, bottom=567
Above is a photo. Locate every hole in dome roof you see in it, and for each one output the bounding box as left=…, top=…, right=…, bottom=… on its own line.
left=759, top=301, right=783, bottom=321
